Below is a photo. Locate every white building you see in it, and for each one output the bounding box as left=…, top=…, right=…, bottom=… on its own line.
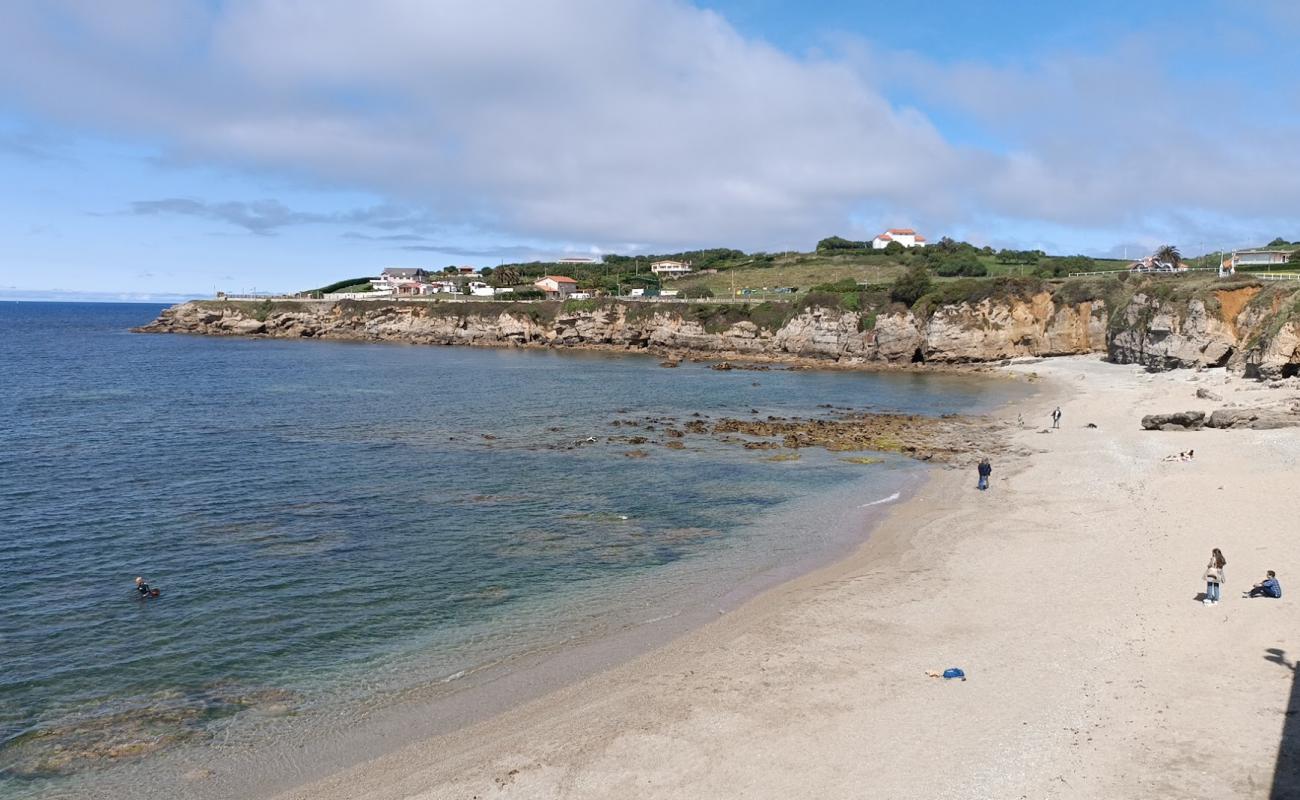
left=534, top=275, right=578, bottom=299
left=871, top=229, right=927, bottom=249
left=650, top=260, right=693, bottom=278
left=1231, top=249, right=1290, bottom=268
left=371, top=267, right=432, bottom=291
left=468, top=281, right=495, bottom=297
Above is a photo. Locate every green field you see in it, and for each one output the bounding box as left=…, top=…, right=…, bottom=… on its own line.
left=665, top=251, right=1130, bottom=298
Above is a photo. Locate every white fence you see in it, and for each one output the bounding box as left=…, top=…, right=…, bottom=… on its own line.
left=1065, top=267, right=1221, bottom=278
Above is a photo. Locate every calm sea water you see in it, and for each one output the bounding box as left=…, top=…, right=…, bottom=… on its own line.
left=0, top=302, right=1023, bottom=798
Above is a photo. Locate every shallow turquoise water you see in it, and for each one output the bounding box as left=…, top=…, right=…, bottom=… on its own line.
left=0, top=302, right=1023, bottom=797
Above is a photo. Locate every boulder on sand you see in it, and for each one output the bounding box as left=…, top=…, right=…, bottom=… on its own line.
left=1140, top=411, right=1206, bottom=431
left=1206, top=408, right=1300, bottom=430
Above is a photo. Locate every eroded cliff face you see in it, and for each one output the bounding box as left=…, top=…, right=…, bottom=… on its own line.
left=920, top=292, right=1108, bottom=362
left=1106, top=284, right=1300, bottom=378
left=135, top=295, right=1112, bottom=366
left=135, top=279, right=1300, bottom=377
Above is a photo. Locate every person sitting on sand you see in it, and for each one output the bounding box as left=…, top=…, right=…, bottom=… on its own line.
left=976, top=458, right=992, bottom=491
left=1202, top=548, right=1226, bottom=605
left=1245, top=571, right=1282, bottom=599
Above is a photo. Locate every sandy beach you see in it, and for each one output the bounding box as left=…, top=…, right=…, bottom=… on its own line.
left=271, top=356, right=1300, bottom=800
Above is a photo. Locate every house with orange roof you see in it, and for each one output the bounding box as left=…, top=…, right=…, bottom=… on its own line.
left=871, top=228, right=927, bottom=249
left=534, top=275, right=578, bottom=299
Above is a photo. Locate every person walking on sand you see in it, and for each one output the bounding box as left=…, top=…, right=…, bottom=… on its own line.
left=1051, top=406, right=1062, bottom=429
left=976, top=458, right=992, bottom=491
left=1245, top=570, right=1282, bottom=599
left=1202, top=548, right=1226, bottom=605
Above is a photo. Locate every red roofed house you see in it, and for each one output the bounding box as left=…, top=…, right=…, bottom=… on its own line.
left=871, top=228, right=927, bottom=249
left=534, top=275, right=578, bottom=299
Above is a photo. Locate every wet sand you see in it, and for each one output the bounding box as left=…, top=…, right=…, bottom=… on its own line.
left=270, top=355, right=1300, bottom=800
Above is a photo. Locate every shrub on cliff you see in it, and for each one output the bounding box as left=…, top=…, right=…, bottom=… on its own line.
left=816, top=236, right=868, bottom=253
left=932, top=253, right=987, bottom=278
left=890, top=265, right=933, bottom=306
left=809, top=277, right=861, bottom=293
left=915, top=276, right=1047, bottom=316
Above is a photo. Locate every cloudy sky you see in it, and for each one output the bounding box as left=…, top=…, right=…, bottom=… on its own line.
left=2, top=0, right=1299, bottom=299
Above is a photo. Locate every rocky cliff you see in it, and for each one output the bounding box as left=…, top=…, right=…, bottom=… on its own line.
left=135, top=276, right=1300, bottom=377
left=1106, top=281, right=1300, bottom=379
left=135, top=289, right=1112, bottom=367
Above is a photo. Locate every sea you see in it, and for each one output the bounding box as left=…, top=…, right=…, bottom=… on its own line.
left=0, top=302, right=1026, bottom=798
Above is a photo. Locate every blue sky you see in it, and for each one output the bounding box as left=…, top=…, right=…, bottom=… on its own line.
left=1, top=0, right=1299, bottom=299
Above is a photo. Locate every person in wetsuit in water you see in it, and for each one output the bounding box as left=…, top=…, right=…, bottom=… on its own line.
left=135, top=576, right=154, bottom=598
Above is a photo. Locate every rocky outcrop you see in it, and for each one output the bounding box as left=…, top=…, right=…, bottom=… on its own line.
left=1206, top=408, right=1300, bottom=430
left=1108, top=293, right=1240, bottom=370
left=1141, top=411, right=1207, bottom=431
left=1240, top=321, right=1300, bottom=380
left=920, top=292, right=1108, bottom=362
left=1106, top=283, right=1300, bottom=378
left=137, top=296, right=1111, bottom=366
left=135, top=276, right=1300, bottom=378
left=1139, top=407, right=1300, bottom=430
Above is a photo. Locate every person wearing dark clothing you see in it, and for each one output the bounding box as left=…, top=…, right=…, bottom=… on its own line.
left=135, top=576, right=160, bottom=598
left=1051, top=407, right=1062, bottom=429
left=1246, top=571, right=1282, bottom=598
left=977, top=459, right=992, bottom=491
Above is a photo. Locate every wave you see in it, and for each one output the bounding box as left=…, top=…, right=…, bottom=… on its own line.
left=859, top=491, right=901, bottom=508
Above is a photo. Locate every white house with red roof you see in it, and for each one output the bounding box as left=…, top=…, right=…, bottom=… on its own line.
left=534, top=275, right=578, bottom=299
left=871, top=228, right=927, bottom=249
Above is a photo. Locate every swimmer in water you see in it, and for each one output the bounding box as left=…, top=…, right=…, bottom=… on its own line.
left=135, top=576, right=160, bottom=598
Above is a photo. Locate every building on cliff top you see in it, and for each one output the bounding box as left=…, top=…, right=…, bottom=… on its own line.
left=871, top=229, right=927, bottom=249
left=650, top=260, right=693, bottom=278
left=535, top=275, right=578, bottom=299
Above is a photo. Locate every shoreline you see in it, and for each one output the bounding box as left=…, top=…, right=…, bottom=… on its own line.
left=137, top=323, right=1024, bottom=379
left=104, top=467, right=937, bottom=800
left=267, top=355, right=1300, bottom=800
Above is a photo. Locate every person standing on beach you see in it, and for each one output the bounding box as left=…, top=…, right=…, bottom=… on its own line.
left=1051, top=407, right=1062, bottom=429
left=976, top=458, right=992, bottom=491
left=1202, top=548, right=1226, bottom=605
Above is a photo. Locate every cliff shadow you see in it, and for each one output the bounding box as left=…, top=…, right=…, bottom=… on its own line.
left=1265, top=647, right=1299, bottom=799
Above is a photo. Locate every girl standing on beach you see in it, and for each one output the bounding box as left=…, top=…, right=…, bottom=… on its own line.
left=1203, top=548, right=1226, bottom=605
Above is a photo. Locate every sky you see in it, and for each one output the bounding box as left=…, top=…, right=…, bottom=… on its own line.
left=2, top=0, right=1300, bottom=299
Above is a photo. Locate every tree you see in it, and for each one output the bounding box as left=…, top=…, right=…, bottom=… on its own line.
left=890, top=264, right=932, bottom=306
left=479, top=266, right=494, bottom=278
left=493, top=266, right=521, bottom=286
left=816, top=236, right=868, bottom=253
left=1269, top=237, right=1290, bottom=247
left=442, top=265, right=458, bottom=274
left=933, top=253, right=986, bottom=277
left=884, top=240, right=905, bottom=255
left=1291, top=250, right=1300, bottom=263
left=1154, top=244, right=1182, bottom=268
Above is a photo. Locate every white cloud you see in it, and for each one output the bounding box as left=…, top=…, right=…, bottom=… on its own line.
left=1, top=0, right=1298, bottom=255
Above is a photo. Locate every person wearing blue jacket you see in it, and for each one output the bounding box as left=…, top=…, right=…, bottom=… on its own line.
left=1246, top=571, right=1282, bottom=598
left=976, top=459, right=992, bottom=491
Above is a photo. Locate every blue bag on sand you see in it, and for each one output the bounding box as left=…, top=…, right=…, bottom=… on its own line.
left=942, top=668, right=966, bottom=680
